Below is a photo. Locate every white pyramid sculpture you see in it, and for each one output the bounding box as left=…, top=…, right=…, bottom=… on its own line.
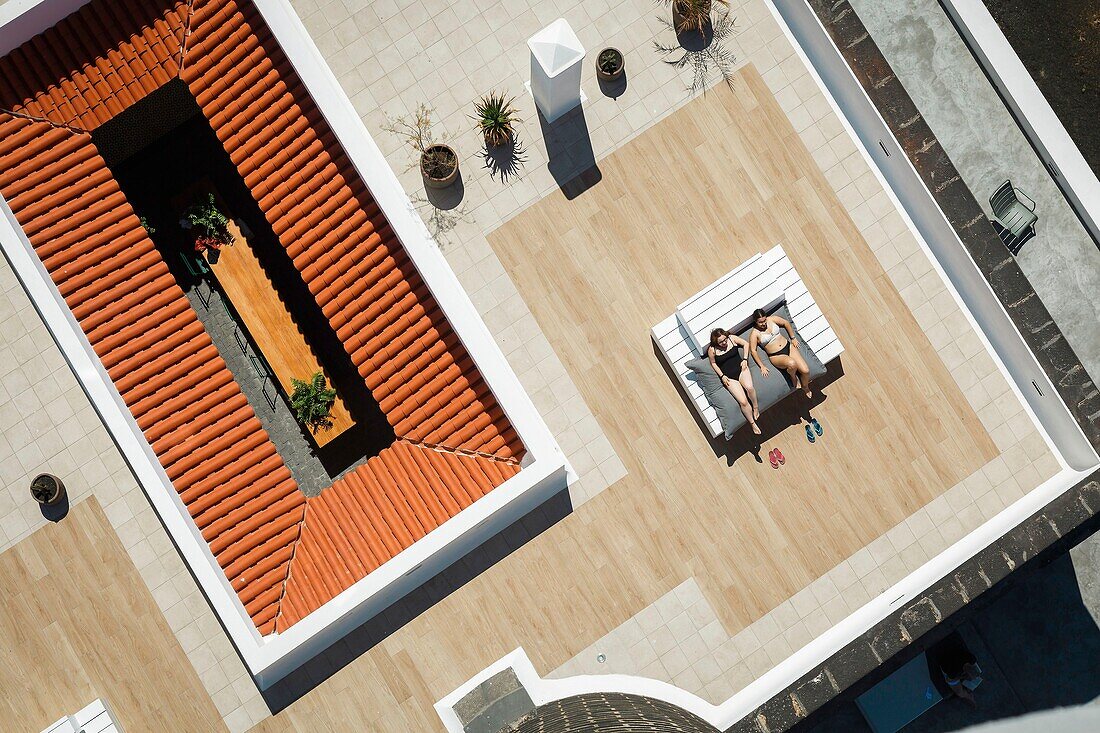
left=527, top=18, right=585, bottom=123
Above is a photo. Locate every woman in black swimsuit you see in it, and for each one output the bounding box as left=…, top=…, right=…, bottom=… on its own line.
left=707, top=328, right=761, bottom=435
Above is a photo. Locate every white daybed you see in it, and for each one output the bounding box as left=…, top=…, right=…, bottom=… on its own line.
left=651, top=244, right=844, bottom=438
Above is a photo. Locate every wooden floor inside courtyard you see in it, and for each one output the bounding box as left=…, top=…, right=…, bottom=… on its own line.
left=5, top=66, right=1006, bottom=732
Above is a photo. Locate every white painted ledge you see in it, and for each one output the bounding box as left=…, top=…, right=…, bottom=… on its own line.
left=939, top=0, right=1100, bottom=246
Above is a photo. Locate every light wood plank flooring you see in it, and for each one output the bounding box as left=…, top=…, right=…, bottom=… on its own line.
left=251, top=65, right=998, bottom=731
left=0, top=498, right=225, bottom=732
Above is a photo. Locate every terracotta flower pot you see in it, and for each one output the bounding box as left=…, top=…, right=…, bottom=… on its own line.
left=30, top=473, right=65, bottom=506
left=421, top=144, right=459, bottom=189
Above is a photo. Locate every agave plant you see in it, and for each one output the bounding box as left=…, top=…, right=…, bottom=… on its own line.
left=290, top=372, right=337, bottom=432
left=472, top=92, right=520, bottom=147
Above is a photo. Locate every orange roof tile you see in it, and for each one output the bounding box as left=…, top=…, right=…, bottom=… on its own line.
left=277, top=442, right=521, bottom=629
left=0, top=0, right=524, bottom=634
left=0, top=112, right=303, bottom=635
left=180, top=0, right=522, bottom=460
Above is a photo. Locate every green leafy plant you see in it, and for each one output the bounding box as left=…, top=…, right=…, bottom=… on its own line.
left=139, top=215, right=156, bottom=235
left=185, top=193, right=231, bottom=252
left=472, top=92, right=520, bottom=147
left=290, top=372, right=337, bottom=432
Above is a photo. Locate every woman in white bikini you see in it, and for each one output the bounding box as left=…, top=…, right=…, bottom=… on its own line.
left=748, top=308, right=812, bottom=399
left=707, top=328, right=761, bottom=435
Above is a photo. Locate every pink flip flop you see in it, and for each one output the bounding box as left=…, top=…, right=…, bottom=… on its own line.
left=774, top=448, right=785, bottom=465
left=768, top=449, right=780, bottom=469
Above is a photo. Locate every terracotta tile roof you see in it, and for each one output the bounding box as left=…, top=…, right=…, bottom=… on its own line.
left=0, top=0, right=189, bottom=130
left=0, top=113, right=304, bottom=635
left=0, top=0, right=524, bottom=633
left=277, top=441, right=520, bottom=630
left=180, top=0, right=522, bottom=460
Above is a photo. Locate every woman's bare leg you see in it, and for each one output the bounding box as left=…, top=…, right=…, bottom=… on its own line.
left=726, top=380, right=760, bottom=434
left=791, top=347, right=812, bottom=398
left=768, top=354, right=798, bottom=386
left=739, top=370, right=759, bottom=420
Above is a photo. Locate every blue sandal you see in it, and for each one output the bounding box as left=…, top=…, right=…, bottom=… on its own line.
left=805, top=424, right=816, bottom=443
left=811, top=418, right=823, bottom=436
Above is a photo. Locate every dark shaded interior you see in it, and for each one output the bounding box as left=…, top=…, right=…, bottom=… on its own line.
left=984, top=0, right=1100, bottom=181
left=92, top=80, right=396, bottom=493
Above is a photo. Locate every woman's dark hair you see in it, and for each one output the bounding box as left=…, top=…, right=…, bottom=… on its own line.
left=709, top=328, right=730, bottom=351
left=752, top=308, right=767, bottom=321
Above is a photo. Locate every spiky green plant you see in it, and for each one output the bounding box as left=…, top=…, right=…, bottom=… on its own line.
left=290, top=372, right=337, bottom=432
left=472, top=92, right=520, bottom=147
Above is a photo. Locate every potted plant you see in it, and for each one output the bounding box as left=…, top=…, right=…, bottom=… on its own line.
left=30, top=473, right=65, bottom=506
left=384, top=104, right=459, bottom=190
left=665, top=0, right=728, bottom=34
left=290, top=372, right=337, bottom=433
left=472, top=92, right=520, bottom=147
left=655, top=9, right=738, bottom=94
left=596, top=48, right=625, bottom=82
left=421, top=143, right=459, bottom=189
left=183, top=193, right=232, bottom=261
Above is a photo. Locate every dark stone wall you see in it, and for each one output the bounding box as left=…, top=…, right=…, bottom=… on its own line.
left=514, top=693, right=719, bottom=733
left=803, top=0, right=1099, bottom=450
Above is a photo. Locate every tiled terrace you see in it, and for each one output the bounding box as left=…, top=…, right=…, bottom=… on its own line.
left=0, top=1, right=1074, bottom=733
left=484, top=63, right=1059, bottom=706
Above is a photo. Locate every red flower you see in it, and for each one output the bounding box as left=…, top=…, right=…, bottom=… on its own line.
left=194, top=235, right=222, bottom=252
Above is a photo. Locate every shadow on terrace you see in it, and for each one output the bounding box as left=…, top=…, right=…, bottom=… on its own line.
left=260, top=486, right=573, bottom=711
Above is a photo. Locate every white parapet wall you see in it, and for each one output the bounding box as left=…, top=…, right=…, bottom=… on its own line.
left=0, top=0, right=567, bottom=689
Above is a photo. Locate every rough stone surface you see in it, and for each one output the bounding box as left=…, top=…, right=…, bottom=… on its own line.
left=513, top=693, right=719, bottom=733
left=456, top=671, right=536, bottom=733
left=454, top=668, right=532, bottom=726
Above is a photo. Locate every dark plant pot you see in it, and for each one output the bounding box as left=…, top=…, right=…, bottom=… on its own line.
left=422, top=144, right=459, bottom=189
left=30, top=473, right=65, bottom=506
left=206, top=247, right=221, bottom=264
left=673, top=0, right=712, bottom=34
left=596, top=48, right=624, bottom=82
